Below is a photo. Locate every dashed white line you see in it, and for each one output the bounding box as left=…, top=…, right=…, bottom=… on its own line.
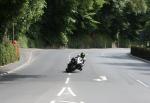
left=57, top=87, right=66, bottom=96
left=136, top=80, right=149, bottom=88
left=67, top=87, right=76, bottom=97
left=65, top=77, right=70, bottom=84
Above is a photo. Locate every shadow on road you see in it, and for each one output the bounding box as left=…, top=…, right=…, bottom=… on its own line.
left=101, top=62, right=150, bottom=68
left=0, top=73, right=42, bottom=81
left=99, top=55, right=130, bottom=60
left=141, top=73, right=150, bottom=75
left=62, top=70, right=80, bottom=74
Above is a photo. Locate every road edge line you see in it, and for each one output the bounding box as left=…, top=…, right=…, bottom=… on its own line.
left=7, top=51, right=33, bottom=74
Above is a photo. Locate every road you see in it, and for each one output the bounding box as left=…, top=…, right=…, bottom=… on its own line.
left=0, top=48, right=150, bottom=103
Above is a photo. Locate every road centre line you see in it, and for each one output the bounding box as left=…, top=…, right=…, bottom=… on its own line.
left=65, top=77, right=70, bottom=84
left=136, top=80, right=149, bottom=88
left=67, top=87, right=76, bottom=97
left=57, top=87, right=66, bottom=96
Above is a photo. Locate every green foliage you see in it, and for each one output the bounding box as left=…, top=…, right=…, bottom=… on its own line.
left=60, top=32, right=68, bottom=47
left=15, top=0, right=46, bottom=39
left=0, top=42, right=18, bottom=66
left=0, top=0, right=150, bottom=48
left=18, top=35, right=28, bottom=48
left=96, top=0, right=148, bottom=44
left=128, top=0, right=147, bottom=14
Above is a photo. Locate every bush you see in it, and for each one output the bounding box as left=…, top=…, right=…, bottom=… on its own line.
left=18, top=35, right=28, bottom=48
left=0, top=42, right=19, bottom=66
left=60, top=32, right=68, bottom=47
left=131, top=46, right=150, bottom=60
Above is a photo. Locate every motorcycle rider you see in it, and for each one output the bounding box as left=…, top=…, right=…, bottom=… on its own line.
left=76, top=52, right=85, bottom=71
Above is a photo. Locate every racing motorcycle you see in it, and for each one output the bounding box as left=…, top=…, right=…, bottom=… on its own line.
left=66, top=57, right=85, bottom=73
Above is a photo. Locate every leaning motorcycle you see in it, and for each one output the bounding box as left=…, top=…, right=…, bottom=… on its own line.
left=66, top=57, right=84, bottom=73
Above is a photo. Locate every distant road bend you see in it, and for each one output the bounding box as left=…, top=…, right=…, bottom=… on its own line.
left=0, top=48, right=150, bottom=103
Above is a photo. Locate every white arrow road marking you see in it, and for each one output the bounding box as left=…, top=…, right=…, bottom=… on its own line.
left=136, top=80, right=149, bottom=88
left=65, top=78, right=70, bottom=84
left=100, top=76, right=107, bottom=81
left=94, top=76, right=107, bottom=82
left=93, top=79, right=102, bottom=82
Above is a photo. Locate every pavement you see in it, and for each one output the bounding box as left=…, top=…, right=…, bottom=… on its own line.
left=0, top=48, right=150, bottom=103
left=0, top=48, right=35, bottom=75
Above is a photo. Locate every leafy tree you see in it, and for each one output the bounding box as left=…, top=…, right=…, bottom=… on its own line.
left=0, top=0, right=25, bottom=42
left=95, top=0, right=148, bottom=47
left=15, top=0, right=46, bottom=38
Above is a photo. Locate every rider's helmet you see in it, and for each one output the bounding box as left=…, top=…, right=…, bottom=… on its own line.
left=80, top=52, right=85, bottom=58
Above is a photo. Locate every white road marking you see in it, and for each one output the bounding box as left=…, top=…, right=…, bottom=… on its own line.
left=57, top=87, right=66, bottom=96
left=99, top=76, right=107, bottom=81
left=67, top=87, right=76, bottom=97
left=93, top=79, right=102, bottom=81
left=94, top=76, right=107, bottom=82
left=7, top=51, right=33, bottom=74
left=57, top=87, right=76, bottom=97
left=50, top=100, right=55, bottom=103
left=27, top=51, right=33, bottom=64
left=65, top=77, right=70, bottom=84
left=80, top=101, right=84, bottom=103
left=136, top=80, right=149, bottom=88
left=59, top=100, right=77, bottom=103
left=68, top=73, right=71, bottom=75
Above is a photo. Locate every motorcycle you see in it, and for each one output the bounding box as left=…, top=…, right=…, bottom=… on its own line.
left=66, top=57, right=85, bottom=73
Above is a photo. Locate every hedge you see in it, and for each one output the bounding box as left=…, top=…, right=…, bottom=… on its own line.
left=131, top=46, right=150, bottom=61
left=0, top=42, right=19, bottom=66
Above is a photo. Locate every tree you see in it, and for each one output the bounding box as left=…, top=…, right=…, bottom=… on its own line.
left=0, top=0, right=25, bottom=42
left=15, top=0, right=46, bottom=37
left=95, top=0, right=148, bottom=47
left=41, top=0, right=105, bottom=46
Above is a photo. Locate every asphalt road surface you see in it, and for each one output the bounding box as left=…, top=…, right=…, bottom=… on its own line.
left=0, top=48, right=150, bottom=103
